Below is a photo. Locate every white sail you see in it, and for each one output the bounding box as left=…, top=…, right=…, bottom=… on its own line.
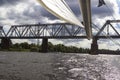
left=78, top=0, right=92, bottom=39
left=37, top=0, right=84, bottom=28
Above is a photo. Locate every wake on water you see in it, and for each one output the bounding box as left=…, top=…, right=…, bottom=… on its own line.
left=53, top=54, right=120, bottom=80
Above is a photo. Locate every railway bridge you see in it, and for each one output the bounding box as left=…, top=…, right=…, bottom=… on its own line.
left=0, top=20, right=120, bottom=54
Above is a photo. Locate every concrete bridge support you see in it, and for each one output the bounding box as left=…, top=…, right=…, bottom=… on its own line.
left=41, top=38, right=48, bottom=53
left=0, top=38, right=12, bottom=50
left=90, top=37, right=98, bottom=54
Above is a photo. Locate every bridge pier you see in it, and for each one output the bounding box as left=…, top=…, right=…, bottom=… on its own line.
left=41, top=38, right=48, bottom=53
left=0, top=38, right=12, bottom=50
left=90, top=37, right=98, bottom=55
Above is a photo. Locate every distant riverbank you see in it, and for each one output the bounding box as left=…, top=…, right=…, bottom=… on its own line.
left=0, top=42, right=89, bottom=53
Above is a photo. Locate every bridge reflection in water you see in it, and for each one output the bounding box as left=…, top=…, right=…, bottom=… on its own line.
left=0, top=20, right=120, bottom=54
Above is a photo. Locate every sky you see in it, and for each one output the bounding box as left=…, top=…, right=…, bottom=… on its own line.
left=0, top=0, right=120, bottom=50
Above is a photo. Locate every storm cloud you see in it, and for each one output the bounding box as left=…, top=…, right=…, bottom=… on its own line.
left=0, top=0, right=25, bottom=6
left=0, top=0, right=116, bottom=25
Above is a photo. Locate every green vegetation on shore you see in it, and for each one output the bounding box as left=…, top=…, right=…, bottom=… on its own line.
left=0, top=42, right=90, bottom=53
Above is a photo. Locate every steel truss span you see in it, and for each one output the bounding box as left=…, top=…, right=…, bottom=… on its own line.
left=0, top=23, right=86, bottom=39
left=0, top=21, right=120, bottom=39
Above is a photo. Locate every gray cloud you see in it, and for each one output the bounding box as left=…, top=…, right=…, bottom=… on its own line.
left=0, top=0, right=25, bottom=6
left=36, top=6, right=57, bottom=20
left=92, top=5, right=114, bottom=18
left=7, top=9, right=21, bottom=20
left=91, top=0, right=115, bottom=18
left=67, top=0, right=114, bottom=18
left=66, top=0, right=81, bottom=16
left=5, top=3, right=54, bottom=25
left=0, top=0, right=116, bottom=25
left=65, top=0, right=115, bottom=21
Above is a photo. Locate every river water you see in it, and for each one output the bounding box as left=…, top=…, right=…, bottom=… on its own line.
left=0, top=52, right=120, bottom=80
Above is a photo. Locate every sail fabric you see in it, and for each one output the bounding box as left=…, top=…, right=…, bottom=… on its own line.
left=37, top=0, right=84, bottom=28
left=78, top=0, right=92, bottom=39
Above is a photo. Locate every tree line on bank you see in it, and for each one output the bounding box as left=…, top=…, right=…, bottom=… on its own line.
left=0, top=42, right=90, bottom=53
